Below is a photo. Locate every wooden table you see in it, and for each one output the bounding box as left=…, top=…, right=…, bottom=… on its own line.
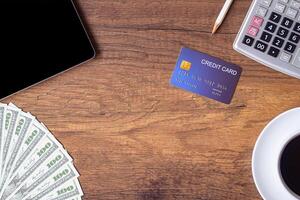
left=5, top=0, right=300, bottom=199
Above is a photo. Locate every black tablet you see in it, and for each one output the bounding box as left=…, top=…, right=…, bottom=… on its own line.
left=1, top=0, right=95, bottom=99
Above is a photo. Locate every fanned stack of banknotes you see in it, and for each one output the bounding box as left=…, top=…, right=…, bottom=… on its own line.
left=0, top=103, right=83, bottom=200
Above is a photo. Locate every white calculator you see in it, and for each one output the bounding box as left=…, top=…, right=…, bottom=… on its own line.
left=234, top=0, right=300, bottom=79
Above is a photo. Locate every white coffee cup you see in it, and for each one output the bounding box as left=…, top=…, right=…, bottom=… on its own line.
left=252, top=108, right=300, bottom=200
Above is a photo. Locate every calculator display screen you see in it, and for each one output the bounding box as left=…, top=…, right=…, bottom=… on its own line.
left=0, top=0, right=95, bottom=99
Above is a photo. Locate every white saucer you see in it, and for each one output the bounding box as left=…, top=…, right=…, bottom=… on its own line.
left=252, top=108, right=300, bottom=200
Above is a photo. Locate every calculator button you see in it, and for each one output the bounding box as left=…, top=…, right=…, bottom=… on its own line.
left=265, top=22, right=277, bottom=33
left=290, top=1, right=300, bottom=9
left=261, top=31, right=273, bottom=42
left=289, top=32, right=300, bottom=43
left=274, top=2, right=286, bottom=13
left=292, top=49, right=300, bottom=68
left=280, top=52, right=292, bottom=62
left=242, top=35, right=255, bottom=46
left=261, top=0, right=273, bottom=7
left=273, top=36, right=285, bottom=47
left=257, top=7, right=268, bottom=17
left=293, top=22, right=300, bottom=33
left=251, top=16, right=264, bottom=27
left=286, top=8, right=298, bottom=19
left=277, top=27, right=289, bottom=38
left=284, top=42, right=297, bottom=53
left=281, top=17, right=294, bottom=28
left=248, top=26, right=259, bottom=37
left=269, top=12, right=282, bottom=23
left=268, top=46, right=280, bottom=57
left=255, top=41, right=268, bottom=52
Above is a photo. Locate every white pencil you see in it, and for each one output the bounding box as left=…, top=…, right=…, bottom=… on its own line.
left=212, top=0, right=234, bottom=34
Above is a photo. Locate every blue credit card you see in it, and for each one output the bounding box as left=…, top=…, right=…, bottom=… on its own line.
left=170, top=47, right=242, bottom=104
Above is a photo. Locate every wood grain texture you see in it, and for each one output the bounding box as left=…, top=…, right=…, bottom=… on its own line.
left=4, top=0, right=300, bottom=199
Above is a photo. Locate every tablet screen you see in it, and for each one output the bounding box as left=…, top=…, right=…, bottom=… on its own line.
left=1, top=0, right=95, bottom=99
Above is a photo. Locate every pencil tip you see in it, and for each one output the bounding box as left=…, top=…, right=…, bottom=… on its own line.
left=211, top=24, right=218, bottom=35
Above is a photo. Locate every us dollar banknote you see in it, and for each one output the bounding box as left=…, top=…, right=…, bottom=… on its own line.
left=1, top=106, right=20, bottom=180
left=0, top=104, right=6, bottom=179
left=1, top=134, right=64, bottom=199
left=8, top=122, right=48, bottom=182
left=0, top=103, right=83, bottom=200
left=0, top=112, right=34, bottom=193
left=39, top=178, right=83, bottom=200
left=22, top=163, right=79, bottom=200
